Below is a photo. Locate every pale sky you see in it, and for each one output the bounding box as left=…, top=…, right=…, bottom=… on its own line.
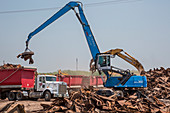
left=0, top=0, right=170, bottom=73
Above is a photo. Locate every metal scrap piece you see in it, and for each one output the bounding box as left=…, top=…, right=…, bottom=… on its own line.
left=17, top=51, right=34, bottom=64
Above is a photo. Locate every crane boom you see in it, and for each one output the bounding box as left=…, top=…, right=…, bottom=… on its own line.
left=26, top=1, right=100, bottom=61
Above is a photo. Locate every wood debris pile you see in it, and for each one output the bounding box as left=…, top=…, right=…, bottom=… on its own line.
left=40, top=87, right=169, bottom=113
left=0, top=63, right=21, bottom=69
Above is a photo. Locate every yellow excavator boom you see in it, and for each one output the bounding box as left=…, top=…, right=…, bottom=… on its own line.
left=104, top=49, right=144, bottom=74
left=58, top=69, right=68, bottom=75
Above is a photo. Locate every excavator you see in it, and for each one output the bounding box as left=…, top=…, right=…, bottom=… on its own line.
left=18, top=1, right=147, bottom=89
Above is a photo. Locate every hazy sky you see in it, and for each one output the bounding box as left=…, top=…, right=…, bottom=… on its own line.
left=0, top=0, right=170, bottom=73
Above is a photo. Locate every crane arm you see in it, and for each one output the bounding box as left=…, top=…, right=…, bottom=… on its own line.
left=25, top=1, right=100, bottom=61
left=76, top=5, right=100, bottom=60
left=104, top=49, right=144, bottom=74
left=26, top=2, right=77, bottom=45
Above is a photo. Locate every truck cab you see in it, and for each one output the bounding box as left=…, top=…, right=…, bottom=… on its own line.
left=35, top=75, right=68, bottom=100
left=25, top=74, right=68, bottom=101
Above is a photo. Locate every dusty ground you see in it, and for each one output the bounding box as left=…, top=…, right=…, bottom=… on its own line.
left=0, top=99, right=53, bottom=112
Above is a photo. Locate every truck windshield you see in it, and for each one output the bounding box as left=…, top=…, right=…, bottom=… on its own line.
left=46, top=76, right=56, bottom=81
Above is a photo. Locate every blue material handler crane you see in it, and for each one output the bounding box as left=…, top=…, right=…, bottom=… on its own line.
left=18, top=1, right=147, bottom=89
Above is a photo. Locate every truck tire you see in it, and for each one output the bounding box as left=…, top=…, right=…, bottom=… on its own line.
left=0, top=93, right=6, bottom=100
left=8, top=92, right=15, bottom=101
left=16, top=92, right=23, bottom=100
left=1, top=96, right=6, bottom=100
left=44, top=91, right=51, bottom=101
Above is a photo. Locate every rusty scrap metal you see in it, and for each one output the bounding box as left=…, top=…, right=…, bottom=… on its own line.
left=40, top=84, right=169, bottom=112
left=0, top=63, right=21, bottom=69
left=0, top=102, right=26, bottom=113
left=17, top=51, right=34, bottom=64
left=143, top=67, right=170, bottom=100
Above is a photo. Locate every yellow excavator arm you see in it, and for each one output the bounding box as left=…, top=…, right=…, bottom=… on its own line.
left=58, top=69, right=68, bottom=76
left=104, top=49, right=144, bottom=74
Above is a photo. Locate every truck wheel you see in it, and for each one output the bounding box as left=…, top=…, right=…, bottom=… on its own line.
left=1, top=96, right=6, bottom=100
left=44, top=91, right=51, bottom=101
left=8, top=92, right=15, bottom=101
left=0, top=93, right=6, bottom=100
left=16, top=92, right=23, bottom=100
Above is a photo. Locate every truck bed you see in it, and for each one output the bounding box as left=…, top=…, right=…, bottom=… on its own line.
left=0, top=68, right=36, bottom=89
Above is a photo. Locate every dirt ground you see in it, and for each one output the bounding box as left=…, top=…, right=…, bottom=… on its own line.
left=0, top=99, right=54, bottom=112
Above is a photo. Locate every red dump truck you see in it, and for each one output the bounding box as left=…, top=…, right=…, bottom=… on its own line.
left=56, top=75, right=104, bottom=88
left=0, top=67, right=68, bottom=101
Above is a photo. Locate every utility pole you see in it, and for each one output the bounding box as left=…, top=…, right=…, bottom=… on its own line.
left=76, top=58, right=78, bottom=71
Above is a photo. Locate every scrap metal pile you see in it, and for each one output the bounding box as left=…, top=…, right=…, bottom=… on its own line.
left=0, top=102, right=26, bottom=113
left=142, top=67, right=170, bottom=99
left=40, top=88, right=169, bottom=113
left=0, top=63, right=21, bottom=69
left=38, top=67, right=170, bottom=113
